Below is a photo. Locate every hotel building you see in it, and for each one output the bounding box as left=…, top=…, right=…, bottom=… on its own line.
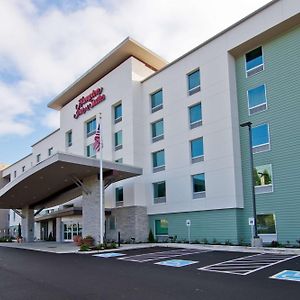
left=0, top=0, right=299, bottom=245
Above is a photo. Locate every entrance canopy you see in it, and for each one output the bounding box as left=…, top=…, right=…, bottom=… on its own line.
left=0, top=152, right=142, bottom=209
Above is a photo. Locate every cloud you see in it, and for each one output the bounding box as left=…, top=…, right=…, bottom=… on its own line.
left=0, top=0, right=270, bottom=137
left=41, top=111, right=60, bottom=130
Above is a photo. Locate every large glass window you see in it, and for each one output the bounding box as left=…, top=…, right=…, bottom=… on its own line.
left=152, top=119, right=164, bottom=142
left=155, top=219, right=168, bottom=236
left=257, top=214, right=276, bottom=234
left=245, top=46, right=264, bottom=76
left=66, top=130, right=72, bottom=147
left=86, top=118, right=96, bottom=137
left=115, top=187, right=123, bottom=206
left=189, top=103, right=202, bottom=128
left=153, top=181, right=166, bottom=204
left=114, top=103, right=122, bottom=123
left=190, top=137, right=204, bottom=163
left=115, top=130, right=123, bottom=150
left=152, top=150, right=165, bottom=172
left=86, top=144, right=96, bottom=158
left=192, top=173, right=206, bottom=198
left=248, top=85, right=267, bottom=115
left=36, top=154, right=41, bottom=163
left=251, top=123, right=270, bottom=153
left=151, top=90, right=163, bottom=112
left=254, top=164, right=273, bottom=194
left=187, top=69, right=200, bottom=95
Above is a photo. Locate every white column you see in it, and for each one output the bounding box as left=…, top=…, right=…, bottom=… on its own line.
left=56, top=218, right=62, bottom=242
left=21, top=206, right=34, bottom=242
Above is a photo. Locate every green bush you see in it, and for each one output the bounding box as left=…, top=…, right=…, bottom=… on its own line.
left=79, top=244, right=90, bottom=251
left=0, top=236, right=13, bottom=243
left=148, top=229, right=155, bottom=243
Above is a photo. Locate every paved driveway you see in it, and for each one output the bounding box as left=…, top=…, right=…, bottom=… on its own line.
left=0, top=246, right=300, bottom=300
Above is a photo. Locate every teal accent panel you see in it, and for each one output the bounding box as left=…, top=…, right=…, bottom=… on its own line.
left=149, top=209, right=240, bottom=244
left=236, top=26, right=300, bottom=245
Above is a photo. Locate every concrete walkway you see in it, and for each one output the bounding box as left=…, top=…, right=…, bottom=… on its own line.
left=1, top=241, right=300, bottom=255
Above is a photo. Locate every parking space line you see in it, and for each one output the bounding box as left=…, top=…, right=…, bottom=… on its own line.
left=198, top=253, right=299, bottom=276
left=118, top=249, right=211, bottom=263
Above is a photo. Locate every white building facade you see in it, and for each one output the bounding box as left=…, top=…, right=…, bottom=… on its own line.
left=1, top=0, right=300, bottom=245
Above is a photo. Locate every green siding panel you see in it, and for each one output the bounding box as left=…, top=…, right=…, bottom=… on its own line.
left=236, top=26, right=300, bottom=245
left=149, top=209, right=240, bottom=244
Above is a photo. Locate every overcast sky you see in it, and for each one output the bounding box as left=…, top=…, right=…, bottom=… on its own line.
left=0, top=0, right=270, bottom=164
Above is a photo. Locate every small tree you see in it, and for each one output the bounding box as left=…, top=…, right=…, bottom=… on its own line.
left=148, top=229, right=155, bottom=243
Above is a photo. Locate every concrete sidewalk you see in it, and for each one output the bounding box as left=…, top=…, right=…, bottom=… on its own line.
left=1, top=241, right=300, bottom=255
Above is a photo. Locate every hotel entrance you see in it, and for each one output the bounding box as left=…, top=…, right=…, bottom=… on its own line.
left=63, top=222, right=82, bottom=241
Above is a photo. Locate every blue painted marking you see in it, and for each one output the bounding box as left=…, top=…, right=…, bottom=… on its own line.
left=155, top=259, right=198, bottom=268
left=93, top=252, right=125, bottom=258
left=271, top=270, right=300, bottom=282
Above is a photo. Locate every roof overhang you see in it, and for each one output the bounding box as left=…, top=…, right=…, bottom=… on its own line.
left=0, top=152, right=142, bottom=209
left=47, top=37, right=167, bottom=110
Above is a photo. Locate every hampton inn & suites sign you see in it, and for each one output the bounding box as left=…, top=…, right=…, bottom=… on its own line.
left=73, top=87, right=106, bottom=119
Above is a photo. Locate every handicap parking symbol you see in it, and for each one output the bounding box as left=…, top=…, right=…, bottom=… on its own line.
left=155, top=259, right=198, bottom=268
left=93, top=252, right=125, bottom=258
left=271, top=270, right=300, bottom=282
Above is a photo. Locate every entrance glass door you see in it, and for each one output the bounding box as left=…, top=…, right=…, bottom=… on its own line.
left=63, top=222, right=82, bottom=241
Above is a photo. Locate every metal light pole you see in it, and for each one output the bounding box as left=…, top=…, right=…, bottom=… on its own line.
left=240, top=122, right=259, bottom=240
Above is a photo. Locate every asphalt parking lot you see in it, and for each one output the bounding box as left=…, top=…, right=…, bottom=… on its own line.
left=0, top=246, right=300, bottom=300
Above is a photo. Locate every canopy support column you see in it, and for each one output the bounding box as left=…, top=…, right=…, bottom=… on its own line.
left=21, top=206, right=34, bottom=242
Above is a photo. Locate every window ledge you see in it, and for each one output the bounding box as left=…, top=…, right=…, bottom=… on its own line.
left=153, top=166, right=165, bottom=173
left=188, top=86, right=201, bottom=96
left=154, top=197, right=166, bottom=204
left=193, top=191, right=206, bottom=199
left=152, top=135, right=164, bottom=143
left=151, top=104, right=163, bottom=113
left=192, top=156, right=204, bottom=164
left=115, top=144, right=123, bottom=151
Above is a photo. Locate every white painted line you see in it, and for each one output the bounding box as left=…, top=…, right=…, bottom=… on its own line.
left=198, top=253, right=299, bottom=276
left=243, top=255, right=299, bottom=275
left=118, top=249, right=211, bottom=262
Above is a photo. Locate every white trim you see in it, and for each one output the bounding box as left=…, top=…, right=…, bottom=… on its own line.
left=244, top=45, right=265, bottom=77
left=247, top=84, right=268, bottom=116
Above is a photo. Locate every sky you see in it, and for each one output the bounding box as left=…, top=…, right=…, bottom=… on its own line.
left=0, top=0, right=270, bottom=165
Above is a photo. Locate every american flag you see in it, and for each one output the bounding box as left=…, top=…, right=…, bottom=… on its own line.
left=93, top=123, right=103, bottom=152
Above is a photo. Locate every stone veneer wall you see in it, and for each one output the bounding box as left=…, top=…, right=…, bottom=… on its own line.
left=106, top=206, right=148, bottom=243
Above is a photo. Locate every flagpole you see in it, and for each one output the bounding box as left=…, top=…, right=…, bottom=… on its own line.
left=99, top=113, right=104, bottom=244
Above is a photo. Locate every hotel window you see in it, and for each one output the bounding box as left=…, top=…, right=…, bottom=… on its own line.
left=114, top=103, right=122, bottom=124
left=189, top=103, right=202, bottom=128
left=86, top=118, right=96, bottom=137
left=115, top=158, right=123, bottom=163
left=115, top=130, right=123, bottom=150
left=153, top=181, right=166, bottom=204
left=115, top=187, right=123, bottom=207
left=151, top=89, right=163, bottom=113
left=86, top=144, right=96, bottom=158
left=36, top=154, right=41, bottom=163
left=152, top=149, right=165, bottom=172
left=14, top=170, right=17, bottom=178
left=151, top=119, right=164, bottom=143
left=187, top=69, right=200, bottom=95
left=48, top=147, right=53, bottom=156
left=22, top=166, right=25, bottom=172
left=254, top=164, right=273, bottom=194
left=245, top=46, right=264, bottom=77
left=109, top=216, right=116, bottom=230
left=66, top=130, right=72, bottom=147
left=192, top=173, right=206, bottom=199
left=251, top=123, right=270, bottom=153
left=257, top=214, right=276, bottom=235
left=190, top=137, right=204, bottom=163
left=247, top=85, right=267, bottom=115
left=155, top=219, right=168, bottom=236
